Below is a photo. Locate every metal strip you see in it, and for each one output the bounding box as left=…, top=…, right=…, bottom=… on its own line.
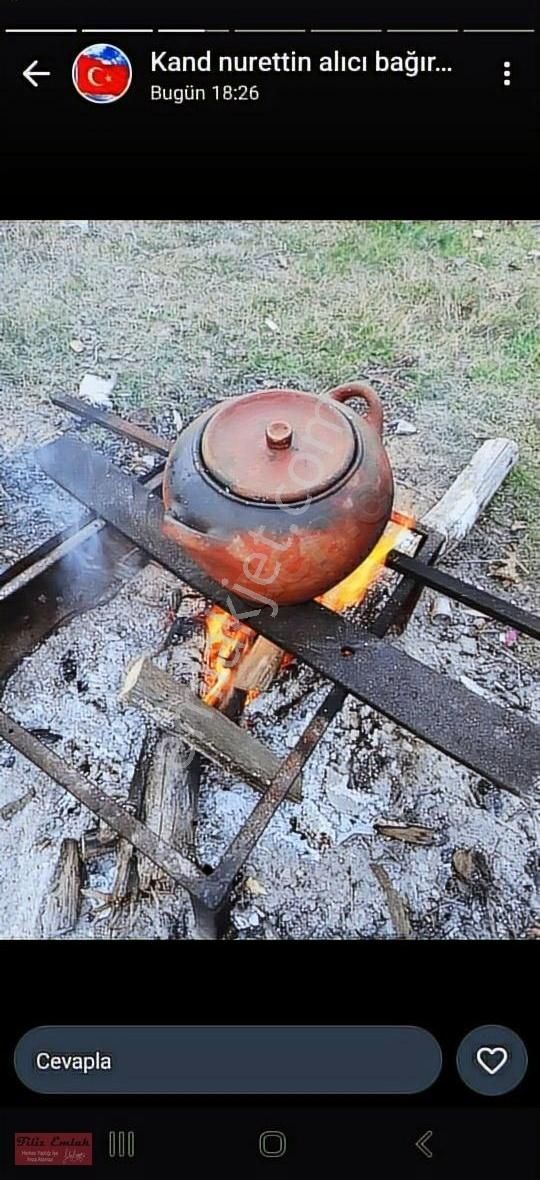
left=387, top=550, right=540, bottom=639
left=36, top=437, right=540, bottom=798
left=51, top=393, right=172, bottom=455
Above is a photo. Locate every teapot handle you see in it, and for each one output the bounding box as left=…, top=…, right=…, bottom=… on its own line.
left=327, top=381, right=384, bottom=438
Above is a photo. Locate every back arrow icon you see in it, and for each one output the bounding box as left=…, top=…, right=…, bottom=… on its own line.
left=23, top=60, right=51, bottom=88
left=415, top=1130, right=434, bottom=1159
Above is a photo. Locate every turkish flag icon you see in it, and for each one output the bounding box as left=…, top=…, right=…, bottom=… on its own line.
left=73, top=45, right=132, bottom=102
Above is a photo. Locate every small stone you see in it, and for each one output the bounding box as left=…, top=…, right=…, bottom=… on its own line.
left=460, top=636, right=478, bottom=656
left=394, top=419, right=417, bottom=435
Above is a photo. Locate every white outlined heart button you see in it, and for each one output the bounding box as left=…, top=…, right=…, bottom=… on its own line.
left=476, top=1046, right=509, bottom=1075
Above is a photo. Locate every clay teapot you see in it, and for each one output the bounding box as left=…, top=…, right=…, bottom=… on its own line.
left=162, top=382, right=394, bottom=606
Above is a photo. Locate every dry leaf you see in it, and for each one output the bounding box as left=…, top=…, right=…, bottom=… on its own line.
left=525, top=925, right=540, bottom=939
left=375, top=821, right=435, bottom=846
left=244, top=877, right=266, bottom=897
left=69, top=339, right=85, bottom=354
left=0, top=787, right=36, bottom=821
left=510, top=520, right=526, bottom=533
left=489, top=551, right=527, bottom=585
left=264, top=317, right=279, bottom=333
left=172, top=409, right=184, bottom=432
left=452, top=848, right=492, bottom=894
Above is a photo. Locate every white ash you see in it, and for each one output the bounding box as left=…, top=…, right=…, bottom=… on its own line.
left=1, top=553, right=538, bottom=940
left=0, top=562, right=177, bottom=939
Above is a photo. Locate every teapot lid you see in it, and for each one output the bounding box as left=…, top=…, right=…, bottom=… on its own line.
left=200, top=389, right=356, bottom=503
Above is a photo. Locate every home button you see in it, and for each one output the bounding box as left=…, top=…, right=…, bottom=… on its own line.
left=259, top=1131, right=287, bottom=1158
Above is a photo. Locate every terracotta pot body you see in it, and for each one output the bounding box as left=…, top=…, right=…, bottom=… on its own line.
left=162, top=383, right=394, bottom=606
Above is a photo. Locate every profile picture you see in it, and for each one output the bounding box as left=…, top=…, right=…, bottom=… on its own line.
left=72, top=43, right=132, bottom=104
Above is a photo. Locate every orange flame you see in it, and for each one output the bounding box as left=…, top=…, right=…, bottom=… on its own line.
left=201, top=606, right=256, bottom=708
left=201, top=512, right=415, bottom=708
left=317, top=515, right=415, bottom=612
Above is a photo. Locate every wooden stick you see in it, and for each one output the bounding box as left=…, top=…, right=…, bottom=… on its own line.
left=109, top=588, right=206, bottom=906
left=234, top=636, right=285, bottom=693
left=120, top=655, right=302, bottom=802
left=38, top=838, right=82, bottom=938
left=371, top=862, right=413, bottom=940
left=136, top=596, right=205, bottom=896
left=137, top=731, right=200, bottom=893
left=391, top=437, right=519, bottom=619
left=420, top=438, right=519, bottom=552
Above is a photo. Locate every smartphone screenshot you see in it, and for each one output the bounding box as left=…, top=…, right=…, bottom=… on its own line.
left=0, top=0, right=538, bottom=1175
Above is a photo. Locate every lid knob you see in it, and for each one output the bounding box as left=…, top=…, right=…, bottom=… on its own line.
left=265, top=420, right=293, bottom=450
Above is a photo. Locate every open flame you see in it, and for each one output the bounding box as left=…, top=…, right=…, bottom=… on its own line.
left=317, top=516, right=415, bottom=611
left=201, top=606, right=256, bottom=708
left=201, top=512, right=415, bottom=709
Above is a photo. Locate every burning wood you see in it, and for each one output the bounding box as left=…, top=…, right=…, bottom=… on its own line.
left=200, top=605, right=257, bottom=709
left=198, top=514, right=417, bottom=712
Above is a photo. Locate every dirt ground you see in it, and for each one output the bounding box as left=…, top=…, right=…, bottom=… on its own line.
left=0, top=220, right=538, bottom=941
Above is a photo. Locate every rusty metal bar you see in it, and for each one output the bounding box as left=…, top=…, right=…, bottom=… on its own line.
left=387, top=549, right=540, bottom=640
left=51, top=393, right=172, bottom=455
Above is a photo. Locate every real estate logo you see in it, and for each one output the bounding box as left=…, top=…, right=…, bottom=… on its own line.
left=14, top=1133, right=93, bottom=1167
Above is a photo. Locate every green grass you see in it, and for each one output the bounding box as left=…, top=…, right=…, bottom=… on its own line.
left=0, top=219, right=538, bottom=559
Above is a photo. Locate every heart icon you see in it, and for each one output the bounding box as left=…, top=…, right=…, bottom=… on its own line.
left=476, top=1046, right=509, bottom=1075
